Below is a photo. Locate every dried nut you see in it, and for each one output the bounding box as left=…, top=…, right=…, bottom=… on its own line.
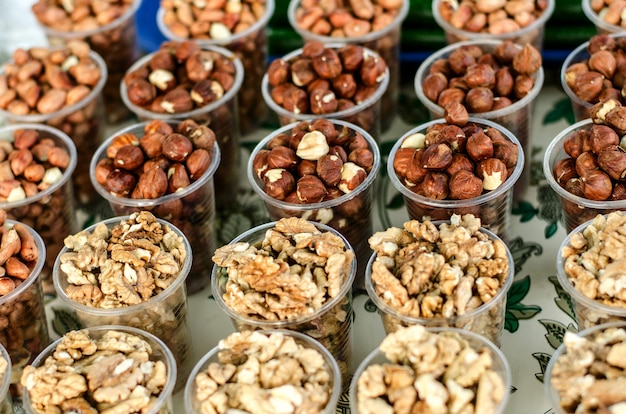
left=589, top=124, right=620, bottom=153
left=449, top=170, right=483, bottom=199
left=421, top=171, right=449, bottom=199
left=605, top=106, right=626, bottom=133
left=464, top=63, right=496, bottom=88
left=348, top=148, right=374, bottom=171
left=140, top=132, right=166, bottom=158
left=422, top=73, right=448, bottom=102
left=405, top=149, right=427, bottom=184
left=581, top=169, right=613, bottom=200
left=421, top=143, right=453, bottom=170
left=317, top=154, right=343, bottom=186
left=466, top=87, right=494, bottom=112
left=512, top=44, right=543, bottom=75
left=163, top=133, right=193, bottom=162
left=590, top=98, right=621, bottom=123
left=161, top=88, right=194, bottom=113
left=186, top=149, right=211, bottom=180
left=95, top=158, right=114, bottom=186
left=296, top=174, right=328, bottom=202
left=467, top=130, right=494, bottom=161
left=167, top=163, right=191, bottom=192
left=105, top=169, right=137, bottom=196
left=443, top=102, right=469, bottom=126
left=575, top=151, right=598, bottom=176
left=136, top=168, right=168, bottom=199
left=263, top=168, right=295, bottom=200
left=253, top=149, right=270, bottom=179
left=477, top=158, right=508, bottom=190
left=338, top=162, right=366, bottom=193
left=574, top=71, right=604, bottom=102
left=597, top=145, right=626, bottom=180
left=267, top=146, right=298, bottom=170
left=553, top=158, right=577, bottom=187
left=312, top=48, right=343, bottom=79
left=393, top=148, right=416, bottom=178
left=106, top=133, right=140, bottom=159
left=113, top=145, right=145, bottom=170
left=589, top=50, right=617, bottom=79
left=296, top=131, right=330, bottom=160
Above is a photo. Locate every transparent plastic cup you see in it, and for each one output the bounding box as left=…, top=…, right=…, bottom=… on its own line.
left=287, top=0, right=409, bottom=133
left=0, top=343, right=11, bottom=414
left=90, top=121, right=220, bottom=294
left=120, top=46, right=242, bottom=209
left=53, top=216, right=193, bottom=392
left=414, top=39, right=543, bottom=197
left=543, top=119, right=626, bottom=233
left=21, top=325, right=176, bottom=414
left=185, top=329, right=342, bottom=414
left=364, top=224, right=514, bottom=347
left=36, top=0, right=142, bottom=123
left=432, top=0, right=554, bottom=52
left=0, top=220, right=48, bottom=395
left=211, top=220, right=356, bottom=385
left=582, top=0, right=626, bottom=34
left=0, top=50, right=107, bottom=207
left=350, top=326, right=512, bottom=414
left=156, top=0, right=274, bottom=136
left=387, top=117, right=524, bottom=242
left=248, top=119, right=380, bottom=290
left=0, top=124, right=77, bottom=293
left=262, top=44, right=389, bottom=141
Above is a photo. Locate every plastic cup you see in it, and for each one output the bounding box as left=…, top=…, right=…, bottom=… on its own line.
left=156, top=0, right=274, bottom=136
left=0, top=50, right=107, bottom=207
left=364, top=223, right=514, bottom=347
left=248, top=119, right=380, bottom=290
left=545, top=321, right=626, bottom=414
left=90, top=121, right=220, bottom=294
left=287, top=0, right=409, bottom=133
left=582, top=0, right=626, bottom=34
left=387, top=117, right=524, bottom=242
left=36, top=0, right=143, bottom=123
left=0, top=124, right=77, bottom=293
left=0, top=343, right=11, bottom=414
left=211, top=220, right=356, bottom=384
left=432, top=0, right=554, bottom=52
left=262, top=44, right=389, bottom=141
left=185, top=329, right=342, bottom=414
left=21, top=325, right=176, bottom=414
left=543, top=119, right=626, bottom=233
left=350, top=326, right=512, bottom=414
left=121, top=45, right=242, bottom=209
left=0, top=220, right=49, bottom=395
left=53, top=216, right=193, bottom=392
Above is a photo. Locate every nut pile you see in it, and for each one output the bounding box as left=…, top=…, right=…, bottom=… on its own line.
left=0, top=214, right=41, bottom=295
left=588, top=0, right=626, bottom=29
left=266, top=42, right=387, bottom=133
left=21, top=329, right=169, bottom=414
left=32, top=0, right=134, bottom=32
left=550, top=326, right=626, bottom=413
left=192, top=331, right=334, bottom=414
left=356, top=325, right=506, bottom=414
left=368, top=214, right=510, bottom=343
left=437, top=0, right=550, bottom=34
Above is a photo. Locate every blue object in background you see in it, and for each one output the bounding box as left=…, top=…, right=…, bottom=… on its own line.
left=135, top=0, right=167, bottom=53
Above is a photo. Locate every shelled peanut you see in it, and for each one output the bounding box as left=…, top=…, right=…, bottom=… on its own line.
left=588, top=0, right=626, bottom=29
left=0, top=216, right=39, bottom=295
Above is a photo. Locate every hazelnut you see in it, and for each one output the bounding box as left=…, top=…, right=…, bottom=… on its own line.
left=421, top=143, right=453, bottom=170
left=604, top=106, right=626, bottom=133
left=589, top=124, right=619, bottom=153
left=163, top=133, right=193, bottom=162
left=113, top=145, right=144, bottom=171
left=514, top=75, right=535, bottom=99
left=338, top=162, right=366, bottom=193
left=332, top=74, right=357, bottom=99
left=448, top=49, right=476, bottom=75
left=360, top=57, right=387, bottom=87
left=494, top=41, right=520, bottom=65
left=105, top=169, right=137, bottom=196
left=575, top=151, right=599, bottom=176
left=449, top=170, right=483, bottom=199
left=263, top=168, right=295, bottom=200
left=464, top=64, right=496, bottom=89
left=494, top=67, right=514, bottom=97
left=338, top=45, right=364, bottom=72
left=160, top=88, right=194, bottom=113
left=167, top=163, right=191, bottom=193
left=267, top=146, right=298, bottom=170
left=296, top=175, right=327, bottom=203
left=611, top=182, right=626, bottom=200
left=291, top=58, right=316, bottom=87
left=253, top=149, right=270, bottom=179
left=446, top=153, right=474, bottom=177
left=140, top=132, right=166, bottom=159
left=186, top=148, right=211, bottom=180
left=296, top=130, right=330, bottom=161
left=310, top=89, right=338, bottom=114
left=597, top=145, right=626, bottom=180
left=553, top=158, right=577, bottom=187
left=437, top=88, right=466, bottom=107
left=492, top=140, right=518, bottom=170
left=348, top=148, right=374, bottom=171
left=573, top=71, right=604, bottom=102
left=297, top=159, right=317, bottom=176
left=563, top=130, right=587, bottom=158
left=590, top=98, right=621, bottom=123
left=405, top=149, right=427, bottom=185
left=106, top=133, right=140, bottom=159
left=512, top=44, right=542, bottom=75
left=316, top=154, right=343, bottom=186
left=443, top=102, right=469, bottom=126
left=95, top=158, right=114, bottom=186
left=312, top=48, right=343, bottom=80
left=422, top=172, right=449, bottom=200
left=466, top=130, right=494, bottom=161
left=136, top=168, right=168, bottom=199
left=476, top=158, right=508, bottom=190
left=422, top=73, right=448, bottom=102
left=466, top=87, right=494, bottom=113
left=581, top=169, right=613, bottom=201
left=589, top=50, right=617, bottom=79
left=393, top=148, right=415, bottom=179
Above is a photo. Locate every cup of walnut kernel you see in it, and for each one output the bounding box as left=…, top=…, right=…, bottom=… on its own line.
left=31, top=0, right=143, bottom=124
left=433, top=0, right=554, bottom=52
left=0, top=343, right=11, bottom=414
left=288, top=0, right=408, bottom=133
left=262, top=42, right=390, bottom=141
left=185, top=329, right=342, bottom=414
left=351, top=325, right=511, bottom=414
left=0, top=43, right=107, bottom=207
left=90, top=119, right=221, bottom=294
left=365, top=214, right=514, bottom=347
left=52, top=212, right=193, bottom=392
left=211, top=217, right=356, bottom=386
left=21, top=325, right=176, bottom=414
left=0, top=124, right=77, bottom=295
left=247, top=119, right=380, bottom=290
left=388, top=117, right=524, bottom=242
left=157, top=0, right=275, bottom=135
left=121, top=41, right=242, bottom=209
left=582, top=0, right=626, bottom=34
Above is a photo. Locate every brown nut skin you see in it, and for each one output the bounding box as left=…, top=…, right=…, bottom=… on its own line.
left=494, top=68, right=514, bottom=97
left=564, top=177, right=585, bottom=198
left=312, top=48, right=343, bottom=80
left=493, top=140, right=519, bottom=170
left=597, top=145, right=626, bottom=180
left=136, top=168, right=168, bottom=199
left=263, top=168, right=296, bottom=200
left=316, top=154, right=343, bottom=186
left=448, top=49, right=476, bottom=75
left=113, top=145, right=145, bottom=171
left=443, top=102, right=469, bottom=126
left=421, top=172, right=449, bottom=200
left=296, top=174, right=328, bottom=203
left=589, top=124, right=620, bottom=154
left=581, top=169, right=613, bottom=200
left=106, top=133, right=140, bottom=159
left=574, top=71, right=604, bottom=102
left=339, top=45, right=364, bottom=72
left=163, top=133, right=193, bottom=162
left=563, top=130, right=588, bottom=159
left=464, top=64, right=496, bottom=89
left=105, top=169, right=137, bottom=197
left=466, top=130, right=494, bottom=162
left=575, top=151, right=599, bottom=176
left=476, top=158, right=508, bottom=191
left=168, top=163, right=191, bottom=193
left=422, top=73, right=448, bottom=103
left=448, top=170, right=483, bottom=199
left=446, top=153, right=474, bottom=177
left=140, top=132, right=166, bottom=159
left=553, top=158, right=578, bottom=187
left=393, top=148, right=415, bottom=179
left=267, top=146, right=298, bottom=170
left=95, top=158, right=115, bottom=186
left=48, top=147, right=70, bottom=169
left=421, top=143, right=453, bottom=170
left=348, top=148, right=374, bottom=171
left=405, top=149, right=427, bottom=184
left=253, top=149, right=270, bottom=179
left=512, top=44, right=543, bottom=75
left=186, top=148, right=211, bottom=180
left=611, top=182, right=626, bottom=200
left=466, top=87, right=494, bottom=113
left=589, top=50, right=617, bottom=79
left=438, top=88, right=466, bottom=107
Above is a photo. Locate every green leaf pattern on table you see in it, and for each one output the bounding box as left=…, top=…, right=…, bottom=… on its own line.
left=549, top=275, right=576, bottom=322
left=532, top=351, right=552, bottom=383
left=506, top=276, right=542, bottom=333
left=51, top=307, right=84, bottom=337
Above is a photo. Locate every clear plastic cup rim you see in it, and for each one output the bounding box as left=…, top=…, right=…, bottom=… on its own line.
left=0, top=338, right=10, bottom=401
left=35, top=0, right=143, bottom=39
left=0, top=124, right=77, bottom=208
left=89, top=120, right=221, bottom=208
left=287, top=0, right=409, bottom=43
left=350, top=325, right=512, bottom=414
left=211, top=220, right=356, bottom=328
left=387, top=117, right=524, bottom=208
left=543, top=118, right=626, bottom=210
left=0, top=50, right=108, bottom=123
left=555, top=213, right=626, bottom=318
left=0, top=220, right=46, bottom=306
left=364, top=222, right=514, bottom=326
left=247, top=119, right=381, bottom=211
left=262, top=44, right=390, bottom=122
left=414, top=39, right=545, bottom=120
left=581, top=0, right=625, bottom=34
left=120, top=45, right=244, bottom=121
left=22, top=324, right=176, bottom=414
left=544, top=320, right=626, bottom=414
left=184, top=328, right=342, bottom=414
left=52, top=215, right=193, bottom=317
left=432, top=0, right=554, bottom=42
left=156, top=0, right=275, bottom=46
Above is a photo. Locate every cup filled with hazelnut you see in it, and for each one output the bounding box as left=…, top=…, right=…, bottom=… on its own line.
left=582, top=0, right=626, bottom=34
left=53, top=212, right=193, bottom=392
left=211, top=217, right=356, bottom=385
left=388, top=117, right=523, bottom=242
left=543, top=100, right=626, bottom=233
left=31, top=0, right=143, bottom=124
left=561, top=33, right=626, bottom=122
left=433, top=0, right=554, bottom=52
left=90, top=119, right=220, bottom=294
left=262, top=42, right=389, bottom=141
left=287, top=0, right=409, bottom=133
left=0, top=343, right=11, bottom=413
left=0, top=42, right=107, bottom=207
left=121, top=41, right=243, bottom=209
left=0, top=124, right=77, bottom=294
left=247, top=118, right=380, bottom=290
